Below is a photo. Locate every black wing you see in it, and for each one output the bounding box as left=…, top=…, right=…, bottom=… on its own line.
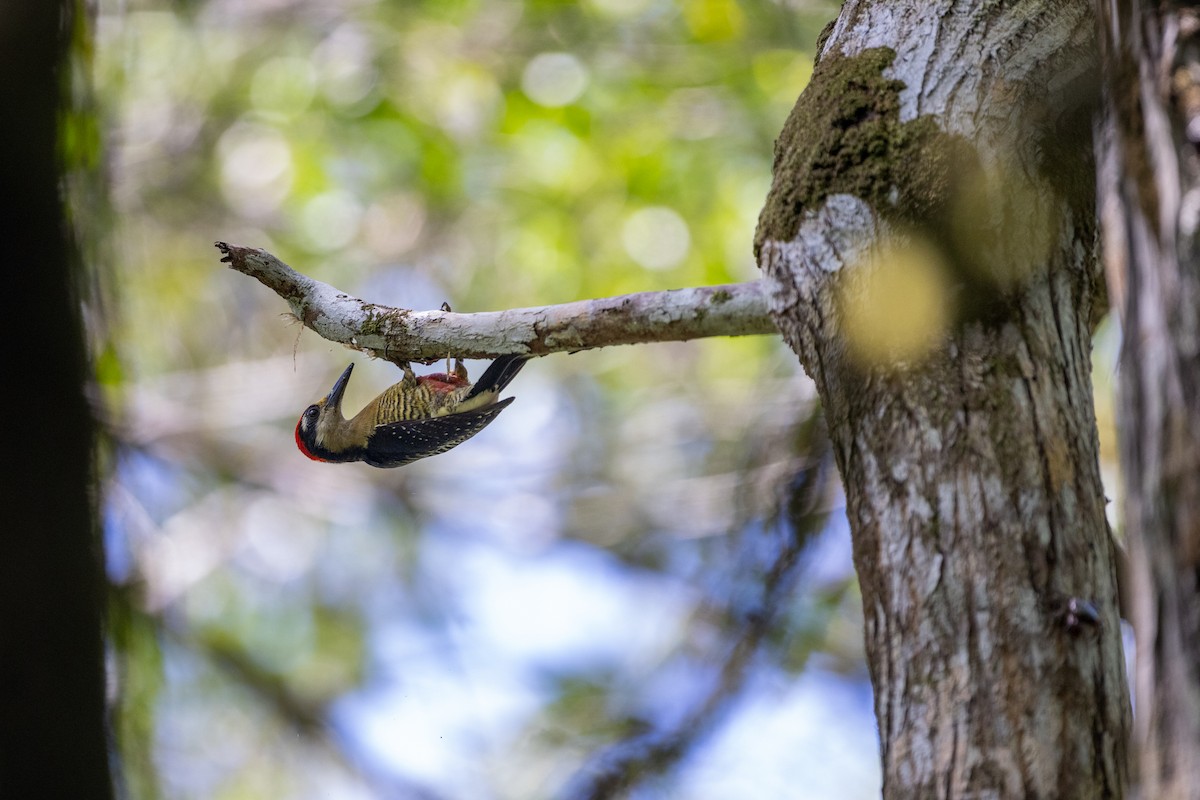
left=362, top=397, right=516, bottom=468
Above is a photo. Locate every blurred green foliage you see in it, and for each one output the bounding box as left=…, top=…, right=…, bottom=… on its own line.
left=98, top=0, right=829, bottom=378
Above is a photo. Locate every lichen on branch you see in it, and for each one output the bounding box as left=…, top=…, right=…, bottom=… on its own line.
left=217, top=241, right=778, bottom=365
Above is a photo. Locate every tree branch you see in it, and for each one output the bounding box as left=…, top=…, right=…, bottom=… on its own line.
left=217, top=242, right=777, bottom=364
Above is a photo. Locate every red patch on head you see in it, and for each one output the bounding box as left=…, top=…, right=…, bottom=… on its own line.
left=295, top=418, right=327, bottom=462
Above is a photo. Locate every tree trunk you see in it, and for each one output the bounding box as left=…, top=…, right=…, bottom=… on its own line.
left=0, top=1, right=113, bottom=797
left=1096, top=3, right=1200, bottom=798
left=756, top=2, right=1129, bottom=797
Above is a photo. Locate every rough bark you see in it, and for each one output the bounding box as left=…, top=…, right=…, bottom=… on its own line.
left=1096, top=3, right=1200, bottom=797
left=757, top=3, right=1128, bottom=798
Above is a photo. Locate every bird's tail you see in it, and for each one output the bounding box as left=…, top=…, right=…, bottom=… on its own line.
left=465, top=354, right=529, bottom=400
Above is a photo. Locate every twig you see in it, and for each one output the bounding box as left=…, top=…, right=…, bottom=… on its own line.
left=216, top=242, right=777, bottom=364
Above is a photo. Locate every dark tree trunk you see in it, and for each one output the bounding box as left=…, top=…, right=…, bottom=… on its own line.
left=0, top=1, right=113, bottom=797
left=757, top=2, right=1129, bottom=797
left=1097, top=3, right=1200, bottom=798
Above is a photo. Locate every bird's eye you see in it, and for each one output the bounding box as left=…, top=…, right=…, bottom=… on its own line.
left=301, top=405, right=319, bottom=430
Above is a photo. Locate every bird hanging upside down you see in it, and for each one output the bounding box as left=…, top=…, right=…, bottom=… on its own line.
left=295, top=354, right=528, bottom=467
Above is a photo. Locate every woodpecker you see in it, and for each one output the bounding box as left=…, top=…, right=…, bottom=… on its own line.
left=295, top=355, right=528, bottom=467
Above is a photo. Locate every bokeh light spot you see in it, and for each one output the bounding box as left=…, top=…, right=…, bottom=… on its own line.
left=249, top=57, right=317, bottom=119
left=217, top=122, right=294, bottom=217
left=840, top=239, right=952, bottom=367
left=666, top=87, right=728, bottom=140
left=513, top=123, right=600, bottom=192
left=521, top=52, right=589, bottom=108
left=313, top=23, right=379, bottom=111
left=363, top=193, right=427, bottom=258
left=299, top=190, right=364, bottom=252
left=622, top=206, right=691, bottom=271
left=436, top=69, right=502, bottom=137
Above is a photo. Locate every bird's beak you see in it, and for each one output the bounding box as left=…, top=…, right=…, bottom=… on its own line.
left=325, top=363, right=354, bottom=412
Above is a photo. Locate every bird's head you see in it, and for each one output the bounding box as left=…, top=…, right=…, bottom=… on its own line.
left=295, top=363, right=356, bottom=462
